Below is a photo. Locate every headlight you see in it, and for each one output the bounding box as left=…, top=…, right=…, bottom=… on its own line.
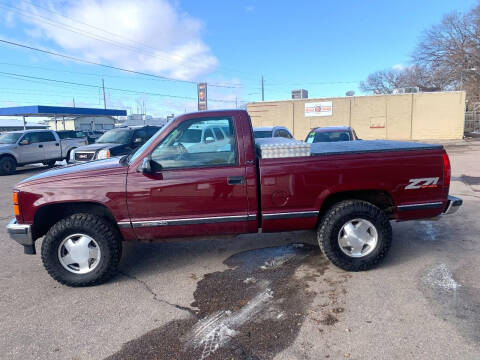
left=96, top=149, right=110, bottom=159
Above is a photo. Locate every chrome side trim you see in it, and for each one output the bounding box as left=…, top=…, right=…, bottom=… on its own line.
left=127, top=215, right=249, bottom=228
left=247, top=214, right=257, bottom=220
left=117, top=221, right=132, bottom=229
left=6, top=218, right=33, bottom=246
left=262, top=211, right=319, bottom=220
left=443, top=195, right=462, bottom=215
left=397, top=202, right=443, bottom=211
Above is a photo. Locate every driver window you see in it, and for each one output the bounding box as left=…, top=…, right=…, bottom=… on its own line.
left=150, top=117, right=237, bottom=169
left=22, top=133, right=41, bottom=144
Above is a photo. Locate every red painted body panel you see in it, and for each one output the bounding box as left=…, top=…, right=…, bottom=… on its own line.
left=12, top=109, right=450, bottom=244
left=259, top=149, right=448, bottom=232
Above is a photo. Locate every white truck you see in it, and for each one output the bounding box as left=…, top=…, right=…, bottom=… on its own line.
left=0, top=129, right=87, bottom=175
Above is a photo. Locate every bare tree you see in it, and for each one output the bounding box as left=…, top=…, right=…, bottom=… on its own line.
left=413, top=5, right=480, bottom=101
left=360, top=66, right=443, bottom=94
left=362, top=2, right=480, bottom=103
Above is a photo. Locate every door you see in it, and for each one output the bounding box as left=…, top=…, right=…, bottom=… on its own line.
left=126, top=116, right=249, bottom=240
left=38, top=131, right=61, bottom=159
left=17, top=132, right=46, bottom=164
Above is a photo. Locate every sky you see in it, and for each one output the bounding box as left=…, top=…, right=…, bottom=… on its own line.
left=0, top=0, right=478, bottom=118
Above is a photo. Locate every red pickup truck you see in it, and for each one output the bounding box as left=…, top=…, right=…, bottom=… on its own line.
left=7, top=109, right=462, bottom=286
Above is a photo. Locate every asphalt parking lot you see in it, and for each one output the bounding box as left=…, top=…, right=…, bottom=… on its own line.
left=1, top=142, right=480, bottom=360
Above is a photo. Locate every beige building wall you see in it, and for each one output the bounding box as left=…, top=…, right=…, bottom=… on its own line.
left=247, top=91, right=466, bottom=141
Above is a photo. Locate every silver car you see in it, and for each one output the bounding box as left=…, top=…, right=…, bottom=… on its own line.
left=0, top=130, right=87, bottom=175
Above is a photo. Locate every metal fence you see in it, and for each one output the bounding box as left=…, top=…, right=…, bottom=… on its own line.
left=465, top=111, right=480, bottom=133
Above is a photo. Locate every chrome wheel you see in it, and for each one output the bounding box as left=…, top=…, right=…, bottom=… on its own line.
left=57, top=234, right=101, bottom=274
left=337, top=218, right=378, bottom=258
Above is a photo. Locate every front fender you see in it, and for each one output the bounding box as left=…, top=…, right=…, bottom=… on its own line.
left=0, top=150, right=19, bottom=163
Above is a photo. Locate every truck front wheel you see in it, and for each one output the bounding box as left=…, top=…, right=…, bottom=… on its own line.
left=41, top=214, right=122, bottom=286
left=0, top=156, right=16, bottom=175
left=317, top=200, right=392, bottom=271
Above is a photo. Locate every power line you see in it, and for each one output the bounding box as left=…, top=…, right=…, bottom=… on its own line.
left=0, top=38, right=245, bottom=89
left=0, top=70, right=236, bottom=103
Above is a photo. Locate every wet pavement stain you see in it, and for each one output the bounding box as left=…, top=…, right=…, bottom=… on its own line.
left=421, top=263, right=480, bottom=344
left=105, top=243, right=329, bottom=360
left=452, top=175, right=480, bottom=186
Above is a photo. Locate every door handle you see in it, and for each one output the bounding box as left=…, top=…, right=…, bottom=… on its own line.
left=227, top=176, right=244, bottom=185
left=55, top=143, right=60, bottom=146
left=38, top=144, right=43, bottom=148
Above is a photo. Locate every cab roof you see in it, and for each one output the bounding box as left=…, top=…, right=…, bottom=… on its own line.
left=312, top=126, right=352, bottom=133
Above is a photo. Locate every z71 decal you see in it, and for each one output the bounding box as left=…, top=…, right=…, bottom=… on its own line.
left=405, top=177, right=439, bottom=190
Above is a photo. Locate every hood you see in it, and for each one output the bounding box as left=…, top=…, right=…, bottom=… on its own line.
left=18, top=157, right=126, bottom=186
left=74, top=143, right=120, bottom=152
left=0, top=144, right=15, bottom=151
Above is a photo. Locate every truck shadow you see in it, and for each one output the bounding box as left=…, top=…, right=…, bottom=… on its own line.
left=117, top=231, right=318, bottom=278
left=13, top=166, right=52, bottom=176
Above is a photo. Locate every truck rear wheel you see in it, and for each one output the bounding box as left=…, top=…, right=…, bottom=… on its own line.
left=41, top=214, right=122, bottom=287
left=317, top=200, right=392, bottom=271
left=0, top=156, right=16, bottom=175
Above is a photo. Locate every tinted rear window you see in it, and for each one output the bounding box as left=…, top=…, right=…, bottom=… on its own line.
left=253, top=130, right=273, bottom=139
left=38, top=132, right=56, bottom=142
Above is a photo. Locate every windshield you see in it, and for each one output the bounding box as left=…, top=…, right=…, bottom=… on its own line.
left=253, top=130, right=272, bottom=139
left=0, top=132, right=22, bottom=144
left=96, top=129, right=132, bottom=144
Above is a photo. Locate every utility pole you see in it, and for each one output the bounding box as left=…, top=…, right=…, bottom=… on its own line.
left=235, top=96, right=238, bottom=108
left=102, top=78, right=106, bottom=109
left=72, top=98, right=76, bottom=108
left=261, top=75, right=264, bottom=101
left=142, top=100, right=146, bottom=125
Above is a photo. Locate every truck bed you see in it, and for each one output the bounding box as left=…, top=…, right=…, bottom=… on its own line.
left=310, top=140, right=443, bottom=156
left=255, top=138, right=443, bottom=159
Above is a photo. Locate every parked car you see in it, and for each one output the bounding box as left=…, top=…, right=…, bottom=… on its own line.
left=179, top=124, right=231, bottom=153
left=305, top=126, right=358, bottom=143
left=0, top=129, right=87, bottom=175
left=71, top=125, right=160, bottom=163
left=253, top=126, right=293, bottom=140
left=7, top=109, right=461, bottom=286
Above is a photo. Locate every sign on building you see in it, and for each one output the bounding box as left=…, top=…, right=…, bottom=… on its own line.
left=304, top=101, right=333, bottom=117
left=197, top=83, right=207, bottom=111
left=292, top=89, right=308, bottom=99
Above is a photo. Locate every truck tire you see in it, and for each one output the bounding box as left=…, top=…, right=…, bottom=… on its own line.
left=66, top=149, right=74, bottom=164
left=317, top=200, right=392, bottom=271
left=0, top=156, right=16, bottom=175
left=41, top=213, right=122, bottom=287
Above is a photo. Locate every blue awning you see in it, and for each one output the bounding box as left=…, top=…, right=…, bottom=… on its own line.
left=0, top=105, right=126, bottom=117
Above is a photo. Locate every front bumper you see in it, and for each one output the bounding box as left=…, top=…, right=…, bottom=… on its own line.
left=6, top=218, right=35, bottom=254
left=443, top=195, right=463, bottom=215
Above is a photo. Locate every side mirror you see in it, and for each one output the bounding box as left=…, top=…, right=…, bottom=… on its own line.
left=140, top=157, right=153, bottom=174
left=205, top=136, right=215, bottom=144
left=19, top=139, right=29, bottom=145
left=139, top=157, right=162, bottom=174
